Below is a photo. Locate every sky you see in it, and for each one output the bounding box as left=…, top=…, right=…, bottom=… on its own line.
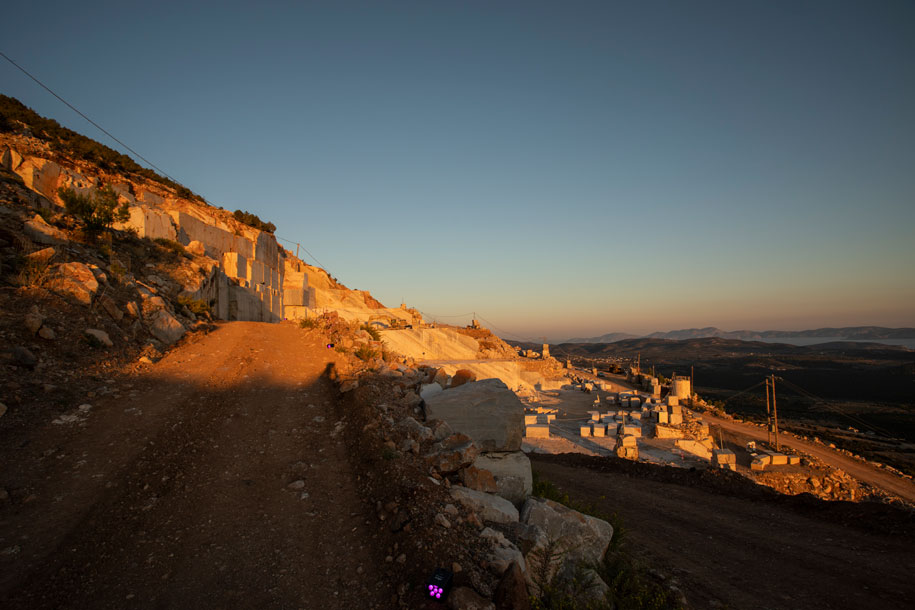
left=2, top=1, right=913, bottom=341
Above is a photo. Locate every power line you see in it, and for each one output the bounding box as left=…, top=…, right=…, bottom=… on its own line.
left=419, top=310, right=475, bottom=320
left=1, top=51, right=343, bottom=284
left=774, top=377, right=893, bottom=437
left=0, top=50, right=182, bottom=187
left=274, top=234, right=330, bottom=272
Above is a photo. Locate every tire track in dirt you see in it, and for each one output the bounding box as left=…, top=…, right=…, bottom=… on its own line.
left=0, top=322, right=392, bottom=609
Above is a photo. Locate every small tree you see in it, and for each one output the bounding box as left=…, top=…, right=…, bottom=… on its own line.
left=58, top=185, right=130, bottom=236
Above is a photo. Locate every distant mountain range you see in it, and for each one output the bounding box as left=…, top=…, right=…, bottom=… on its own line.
left=563, top=326, right=915, bottom=343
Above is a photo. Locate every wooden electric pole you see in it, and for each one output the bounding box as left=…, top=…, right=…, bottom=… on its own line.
left=765, top=377, right=772, bottom=444
left=771, top=374, right=780, bottom=451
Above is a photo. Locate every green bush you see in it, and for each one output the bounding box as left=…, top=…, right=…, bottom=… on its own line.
left=233, top=209, right=276, bottom=233
left=58, top=185, right=129, bottom=236
left=298, top=318, right=319, bottom=329
left=361, top=323, right=381, bottom=341
left=354, top=344, right=379, bottom=361
left=177, top=295, right=210, bottom=316
left=153, top=237, right=186, bottom=255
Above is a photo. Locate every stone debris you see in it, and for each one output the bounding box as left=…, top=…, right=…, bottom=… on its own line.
left=84, top=328, right=114, bottom=347
left=425, top=433, right=479, bottom=474
left=47, top=262, right=99, bottom=305
left=23, top=214, right=68, bottom=244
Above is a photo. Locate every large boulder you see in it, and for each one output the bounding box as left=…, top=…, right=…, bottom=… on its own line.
left=424, top=378, right=524, bottom=452
left=472, top=452, right=532, bottom=507
left=450, top=485, right=519, bottom=524
left=520, top=497, right=613, bottom=581
left=47, top=262, right=98, bottom=305
left=148, top=309, right=186, bottom=345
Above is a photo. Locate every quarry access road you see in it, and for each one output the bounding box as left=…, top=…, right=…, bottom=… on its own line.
left=699, top=411, right=915, bottom=502
left=0, top=322, right=391, bottom=609
left=531, top=454, right=915, bottom=610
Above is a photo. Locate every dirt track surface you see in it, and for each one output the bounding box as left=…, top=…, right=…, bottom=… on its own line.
left=0, top=322, right=391, bottom=609
left=530, top=453, right=915, bottom=610
left=700, top=411, right=915, bottom=502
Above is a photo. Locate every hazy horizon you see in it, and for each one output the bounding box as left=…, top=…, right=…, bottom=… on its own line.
left=2, top=1, right=913, bottom=339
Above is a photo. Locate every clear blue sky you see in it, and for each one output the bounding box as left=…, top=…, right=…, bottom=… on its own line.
left=2, top=1, right=913, bottom=340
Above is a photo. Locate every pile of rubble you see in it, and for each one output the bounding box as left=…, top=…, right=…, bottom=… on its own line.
left=332, top=346, right=619, bottom=608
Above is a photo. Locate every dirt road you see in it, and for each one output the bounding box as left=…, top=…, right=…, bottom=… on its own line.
left=701, top=411, right=915, bottom=502
left=0, top=322, right=392, bottom=609
left=531, top=454, right=915, bottom=610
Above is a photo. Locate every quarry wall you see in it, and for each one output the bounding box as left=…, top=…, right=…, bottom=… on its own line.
left=1, top=138, right=330, bottom=323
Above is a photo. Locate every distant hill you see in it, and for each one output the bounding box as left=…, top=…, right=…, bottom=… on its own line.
left=565, top=326, right=915, bottom=343
left=564, top=332, right=638, bottom=343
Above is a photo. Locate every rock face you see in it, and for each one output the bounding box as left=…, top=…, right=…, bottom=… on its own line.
left=47, top=262, right=99, bottom=305
left=520, top=497, right=613, bottom=581
left=472, top=452, right=533, bottom=507
left=424, top=379, right=524, bottom=452
left=450, top=485, right=520, bottom=524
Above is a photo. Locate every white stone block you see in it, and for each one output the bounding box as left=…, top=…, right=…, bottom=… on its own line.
left=525, top=424, right=550, bottom=439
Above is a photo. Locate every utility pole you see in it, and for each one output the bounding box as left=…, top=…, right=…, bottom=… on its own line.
left=771, top=374, right=780, bottom=451
left=765, top=377, right=772, bottom=444
left=636, top=352, right=641, bottom=376
left=690, top=365, right=694, bottom=408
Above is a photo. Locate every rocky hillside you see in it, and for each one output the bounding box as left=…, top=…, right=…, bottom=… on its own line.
left=0, top=96, right=404, bottom=328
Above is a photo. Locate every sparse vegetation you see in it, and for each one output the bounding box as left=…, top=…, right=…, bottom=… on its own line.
left=177, top=295, right=210, bottom=316
left=298, top=318, right=319, bottom=329
left=153, top=237, right=187, bottom=255
left=361, top=323, right=381, bottom=341
left=354, top=344, right=379, bottom=361
left=58, top=185, right=130, bottom=237
left=233, top=209, right=276, bottom=233
left=1, top=95, right=201, bottom=200
left=14, top=254, right=53, bottom=287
